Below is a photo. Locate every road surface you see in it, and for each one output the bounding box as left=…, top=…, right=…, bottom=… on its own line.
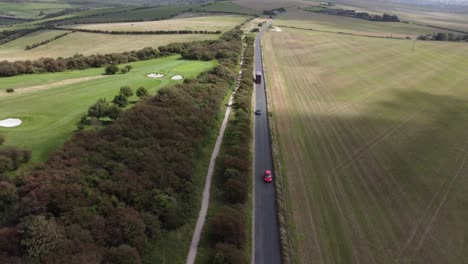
left=253, top=21, right=282, bottom=264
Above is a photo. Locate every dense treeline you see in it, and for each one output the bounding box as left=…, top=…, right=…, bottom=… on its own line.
left=0, top=28, right=43, bottom=45
left=207, top=35, right=255, bottom=263
left=263, top=8, right=286, bottom=16
left=0, top=28, right=244, bottom=77
left=417, top=32, right=468, bottom=42
left=0, top=46, right=169, bottom=77
left=53, top=27, right=222, bottom=35
left=306, top=7, right=400, bottom=22
left=24, top=32, right=71, bottom=50
left=0, top=28, right=243, bottom=263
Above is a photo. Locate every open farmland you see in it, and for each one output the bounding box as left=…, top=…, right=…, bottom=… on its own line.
left=57, top=1, right=257, bottom=24
left=264, top=27, right=468, bottom=263
left=0, top=2, right=75, bottom=19
left=66, top=14, right=248, bottom=32
left=0, top=30, right=218, bottom=61
left=234, top=0, right=303, bottom=10
left=329, top=0, right=468, bottom=32
left=0, top=55, right=216, bottom=162
left=276, top=9, right=455, bottom=38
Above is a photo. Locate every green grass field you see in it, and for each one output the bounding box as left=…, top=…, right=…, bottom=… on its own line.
left=0, top=30, right=218, bottom=61
left=0, top=2, right=75, bottom=19
left=264, top=27, right=468, bottom=263
left=67, top=14, right=249, bottom=32
left=0, top=55, right=217, bottom=163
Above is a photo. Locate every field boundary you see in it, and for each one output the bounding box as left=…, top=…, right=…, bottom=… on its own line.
left=52, top=27, right=222, bottom=35
left=260, top=34, right=294, bottom=264
left=277, top=24, right=408, bottom=40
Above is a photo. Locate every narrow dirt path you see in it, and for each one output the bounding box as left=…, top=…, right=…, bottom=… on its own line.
left=185, top=45, right=245, bottom=264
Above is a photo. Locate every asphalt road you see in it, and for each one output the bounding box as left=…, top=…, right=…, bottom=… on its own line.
left=253, top=22, right=282, bottom=264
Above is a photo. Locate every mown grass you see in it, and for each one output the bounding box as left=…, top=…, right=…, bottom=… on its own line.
left=0, top=55, right=217, bottom=163
left=0, top=30, right=218, bottom=61
left=264, top=27, right=468, bottom=263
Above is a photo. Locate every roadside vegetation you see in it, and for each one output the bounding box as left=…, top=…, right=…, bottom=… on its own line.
left=196, top=35, right=255, bottom=264
left=0, top=28, right=244, bottom=262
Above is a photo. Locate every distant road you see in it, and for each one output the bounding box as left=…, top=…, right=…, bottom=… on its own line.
left=253, top=21, right=282, bottom=264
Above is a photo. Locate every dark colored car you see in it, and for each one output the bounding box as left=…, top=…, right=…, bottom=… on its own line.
left=255, top=109, right=261, bottom=115
left=264, top=170, right=272, bottom=183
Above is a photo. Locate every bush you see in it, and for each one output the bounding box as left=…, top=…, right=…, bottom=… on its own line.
left=213, top=243, right=244, bottom=264
left=5, top=88, right=14, bottom=93
left=120, top=68, right=128, bottom=74
left=113, top=94, right=129, bottom=108
left=210, top=207, right=245, bottom=247
left=105, top=65, right=119, bottom=75
left=119, top=86, right=134, bottom=98
left=136, top=87, right=148, bottom=98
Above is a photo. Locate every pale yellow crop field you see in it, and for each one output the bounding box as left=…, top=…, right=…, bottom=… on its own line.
left=275, top=9, right=454, bottom=38
left=0, top=31, right=218, bottom=61
left=64, top=14, right=248, bottom=32
left=264, top=27, right=468, bottom=263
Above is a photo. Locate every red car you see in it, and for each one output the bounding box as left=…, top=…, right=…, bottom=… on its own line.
left=263, top=170, right=272, bottom=183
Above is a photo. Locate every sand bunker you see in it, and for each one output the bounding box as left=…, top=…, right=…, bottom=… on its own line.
left=147, top=73, right=164, bottom=78
left=171, top=75, right=183, bottom=80
left=271, top=27, right=282, bottom=32
left=0, top=118, right=22, bottom=128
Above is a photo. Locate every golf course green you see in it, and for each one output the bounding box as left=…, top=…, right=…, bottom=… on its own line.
left=0, top=55, right=217, bottom=163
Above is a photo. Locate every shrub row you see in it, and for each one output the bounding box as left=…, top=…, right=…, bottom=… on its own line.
left=0, top=28, right=243, bottom=263
left=53, top=27, right=222, bottom=35
left=24, top=32, right=70, bottom=50
left=0, top=27, right=244, bottom=78
left=417, top=32, right=468, bottom=41
left=209, top=35, right=255, bottom=263
left=0, top=28, right=43, bottom=46
left=0, top=46, right=169, bottom=77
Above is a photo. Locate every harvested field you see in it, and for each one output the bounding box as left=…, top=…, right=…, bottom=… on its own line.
left=66, top=14, right=248, bottom=32
left=234, top=0, right=303, bottom=10
left=0, top=31, right=218, bottom=61
left=263, top=27, right=468, bottom=263
left=276, top=9, right=456, bottom=38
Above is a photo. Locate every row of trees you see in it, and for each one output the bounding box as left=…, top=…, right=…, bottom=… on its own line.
left=311, top=7, right=400, bottom=22
left=24, top=32, right=70, bottom=50
left=0, top=28, right=43, bottom=45
left=105, top=64, right=133, bottom=75
left=0, top=46, right=169, bottom=77
left=208, top=35, right=256, bottom=263
left=0, top=28, right=244, bottom=263
left=82, top=86, right=148, bottom=127
left=54, top=27, right=222, bottom=35
left=417, top=32, right=468, bottom=41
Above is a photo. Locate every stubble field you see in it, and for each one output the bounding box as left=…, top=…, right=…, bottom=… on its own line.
left=0, top=30, right=218, bottom=61
left=263, top=27, right=468, bottom=263
left=66, top=14, right=248, bottom=33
